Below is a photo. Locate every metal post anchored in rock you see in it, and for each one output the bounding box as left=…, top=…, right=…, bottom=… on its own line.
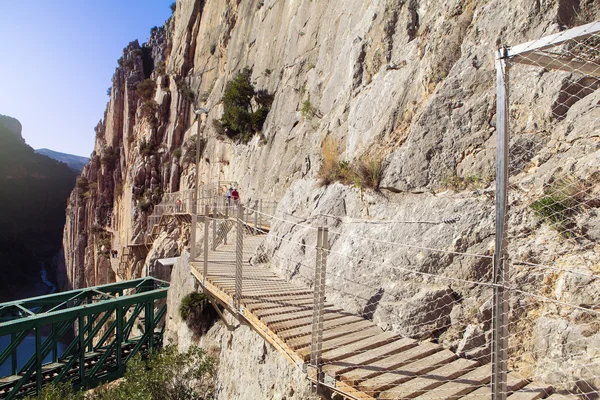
left=235, top=204, right=244, bottom=314
left=203, top=205, right=209, bottom=286
left=310, top=227, right=328, bottom=392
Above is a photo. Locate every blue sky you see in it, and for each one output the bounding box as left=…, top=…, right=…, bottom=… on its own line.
left=0, top=1, right=173, bottom=157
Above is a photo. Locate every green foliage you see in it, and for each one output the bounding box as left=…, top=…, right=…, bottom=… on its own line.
left=100, top=146, right=118, bottom=166
left=175, top=76, right=195, bottom=102
left=115, top=182, right=124, bottom=197
left=301, top=99, right=317, bottom=119
left=530, top=175, right=587, bottom=236
left=139, top=138, right=158, bottom=157
left=263, top=68, right=272, bottom=76
left=317, top=139, right=386, bottom=190
left=141, top=100, right=159, bottom=120
left=137, top=191, right=153, bottom=213
left=173, top=147, right=182, bottom=159
left=136, top=79, right=157, bottom=101
left=179, top=292, right=218, bottom=336
left=218, top=67, right=273, bottom=142
left=30, top=346, right=215, bottom=400
left=25, top=381, right=84, bottom=400
left=209, top=44, right=216, bottom=55
left=170, top=2, right=176, bottom=13
left=179, top=292, right=207, bottom=321
left=154, top=61, right=166, bottom=76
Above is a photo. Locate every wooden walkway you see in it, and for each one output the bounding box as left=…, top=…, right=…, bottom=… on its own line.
left=190, top=233, right=576, bottom=400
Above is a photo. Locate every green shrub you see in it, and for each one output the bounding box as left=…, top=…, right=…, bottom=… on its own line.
left=100, top=146, right=118, bottom=166
left=356, top=156, right=385, bottom=190
left=179, top=292, right=218, bottom=336
left=174, top=76, right=195, bottom=102
left=218, top=68, right=274, bottom=142
left=139, top=139, right=157, bottom=157
left=263, top=68, right=272, bottom=76
left=141, top=100, right=159, bottom=119
left=530, top=175, right=586, bottom=235
left=137, top=193, right=153, bottom=212
left=170, top=2, right=176, bottom=13
left=209, top=44, right=216, bottom=55
left=34, top=346, right=215, bottom=400
left=301, top=98, right=317, bottom=119
left=173, top=147, right=182, bottom=159
left=135, top=79, right=157, bottom=101
left=76, top=176, right=89, bottom=192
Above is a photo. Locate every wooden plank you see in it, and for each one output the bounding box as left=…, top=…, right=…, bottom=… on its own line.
left=335, top=380, right=377, bottom=400
left=297, top=326, right=384, bottom=361
left=340, top=341, right=443, bottom=385
left=465, top=373, right=529, bottom=399
left=261, top=307, right=343, bottom=326
left=286, top=316, right=373, bottom=349
left=253, top=303, right=333, bottom=317
left=245, top=296, right=317, bottom=311
left=545, top=394, right=578, bottom=399
left=415, top=364, right=491, bottom=399
left=323, top=337, right=418, bottom=379
left=321, top=332, right=402, bottom=363
left=378, top=358, right=479, bottom=399
left=358, top=349, right=457, bottom=395
left=507, top=383, right=554, bottom=400
left=270, top=310, right=349, bottom=333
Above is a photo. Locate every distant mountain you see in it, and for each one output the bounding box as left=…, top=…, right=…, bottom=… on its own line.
left=35, top=148, right=89, bottom=172
left=0, top=114, right=77, bottom=302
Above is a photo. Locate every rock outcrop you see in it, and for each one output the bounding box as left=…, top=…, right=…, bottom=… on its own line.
left=61, top=0, right=599, bottom=394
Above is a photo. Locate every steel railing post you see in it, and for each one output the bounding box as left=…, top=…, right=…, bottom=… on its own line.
left=254, top=202, right=258, bottom=235
left=492, top=50, right=510, bottom=400
left=311, top=227, right=326, bottom=389
left=116, top=306, right=123, bottom=373
left=259, top=199, right=263, bottom=230
left=78, top=314, right=85, bottom=386
left=35, top=327, right=42, bottom=394
left=235, top=204, right=244, bottom=313
left=190, top=190, right=197, bottom=262
left=11, top=332, right=17, bottom=375
left=212, top=202, right=217, bottom=250
left=203, top=205, right=209, bottom=285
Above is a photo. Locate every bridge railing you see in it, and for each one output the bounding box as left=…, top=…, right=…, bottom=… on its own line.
left=0, top=278, right=169, bottom=399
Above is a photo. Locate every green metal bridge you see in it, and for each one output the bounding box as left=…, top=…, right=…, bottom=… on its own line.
left=0, top=278, right=169, bottom=399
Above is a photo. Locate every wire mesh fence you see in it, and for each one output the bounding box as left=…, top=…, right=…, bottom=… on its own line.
left=497, top=21, right=600, bottom=399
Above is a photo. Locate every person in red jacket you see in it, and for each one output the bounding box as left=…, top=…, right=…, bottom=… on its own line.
left=231, top=187, right=240, bottom=206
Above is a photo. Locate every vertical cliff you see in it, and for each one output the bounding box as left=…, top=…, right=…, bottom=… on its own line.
left=61, top=0, right=599, bottom=394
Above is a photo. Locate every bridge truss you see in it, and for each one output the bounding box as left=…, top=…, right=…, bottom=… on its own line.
left=0, top=278, right=169, bottom=399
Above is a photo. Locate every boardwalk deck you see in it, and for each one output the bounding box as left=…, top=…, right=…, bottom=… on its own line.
left=190, top=233, right=576, bottom=400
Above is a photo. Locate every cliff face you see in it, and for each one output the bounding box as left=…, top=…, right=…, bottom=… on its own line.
left=62, top=0, right=599, bottom=393
left=0, top=115, right=76, bottom=301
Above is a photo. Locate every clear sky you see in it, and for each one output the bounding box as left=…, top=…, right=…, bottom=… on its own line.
left=0, top=1, right=173, bottom=157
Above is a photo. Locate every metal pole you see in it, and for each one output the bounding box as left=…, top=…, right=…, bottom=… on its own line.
left=35, top=327, right=42, bottom=394
left=212, top=202, right=217, bottom=250
left=52, top=323, right=57, bottom=363
left=79, top=314, right=86, bottom=386
left=254, top=202, right=258, bottom=235
left=259, top=199, right=263, bottom=230
left=235, top=204, right=244, bottom=313
left=148, top=301, right=155, bottom=353
left=310, top=227, right=324, bottom=388
left=116, top=306, right=123, bottom=373
left=492, top=49, right=510, bottom=400
left=203, top=205, right=209, bottom=285
left=11, top=332, right=17, bottom=375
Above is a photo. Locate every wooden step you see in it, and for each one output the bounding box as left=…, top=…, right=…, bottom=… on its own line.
left=358, top=349, right=457, bottom=396
left=507, top=383, right=554, bottom=399
left=340, top=341, right=443, bottom=385
left=378, top=358, right=479, bottom=399
left=280, top=316, right=367, bottom=343
left=297, top=326, right=385, bottom=361
left=323, top=337, right=418, bottom=379
left=466, top=373, right=529, bottom=399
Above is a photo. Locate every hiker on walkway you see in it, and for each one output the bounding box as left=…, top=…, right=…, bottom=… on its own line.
left=226, top=187, right=233, bottom=206
left=176, top=199, right=182, bottom=212
left=231, top=187, right=240, bottom=206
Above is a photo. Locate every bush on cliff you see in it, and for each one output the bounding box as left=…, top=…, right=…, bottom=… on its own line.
left=28, top=346, right=216, bottom=400
left=179, top=291, right=218, bottom=336
left=218, top=67, right=274, bottom=143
